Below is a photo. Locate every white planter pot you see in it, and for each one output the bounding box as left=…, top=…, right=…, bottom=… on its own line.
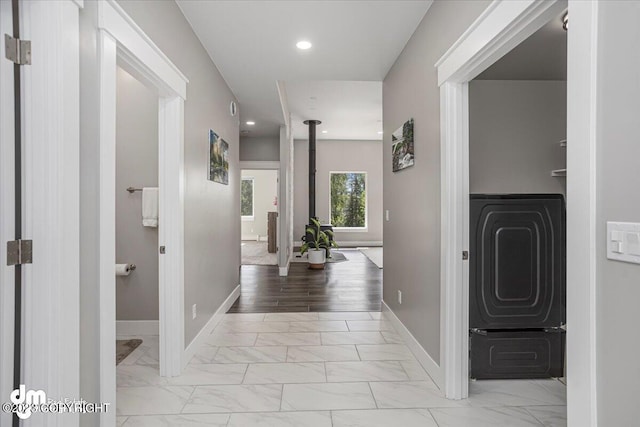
left=308, top=249, right=326, bottom=269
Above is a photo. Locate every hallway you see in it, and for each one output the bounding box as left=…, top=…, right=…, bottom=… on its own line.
left=230, top=250, right=382, bottom=313
left=116, top=312, right=566, bottom=426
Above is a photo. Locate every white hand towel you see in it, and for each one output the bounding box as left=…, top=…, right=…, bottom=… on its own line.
left=142, top=187, right=159, bottom=227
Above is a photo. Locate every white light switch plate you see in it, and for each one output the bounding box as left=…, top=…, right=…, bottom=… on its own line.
left=607, top=222, right=640, bottom=265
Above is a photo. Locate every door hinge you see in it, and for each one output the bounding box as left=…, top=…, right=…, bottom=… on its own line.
left=462, top=250, right=469, bottom=260
left=4, top=34, right=31, bottom=65
left=6, top=240, right=33, bottom=266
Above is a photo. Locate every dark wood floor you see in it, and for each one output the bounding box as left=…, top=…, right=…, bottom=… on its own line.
left=228, top=249, right=382, bottom=313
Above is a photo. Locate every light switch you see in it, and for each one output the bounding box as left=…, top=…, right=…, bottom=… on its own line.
left=611, top=230, right=624, bottom=242
left=385, top=210, right=390, bottom=221
left=607, top=222, right=640, bottom=264
left=612, top=241, right=624, bottom=254
left=627, top=232, right=640, bottom=256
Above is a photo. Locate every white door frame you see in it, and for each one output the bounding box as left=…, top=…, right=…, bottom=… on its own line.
left=437, top=1, right=598, bottom=424
left=436, top=1, right=597, bottom=422
left=1, top=1, right=83, bottom=426
left=96, top=0, right=188, bottom=424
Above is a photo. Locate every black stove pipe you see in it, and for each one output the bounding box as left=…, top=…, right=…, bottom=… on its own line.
left=304, top=119, right=321, bottom=220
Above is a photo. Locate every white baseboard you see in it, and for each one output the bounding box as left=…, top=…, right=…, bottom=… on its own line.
left=279, top=264, right=289, bottom=276
left=116, top=320, right=159, bottom=336
left=182, top=285, right=240, bottom=368
left=294, top=240, right=383, bottom=248
left=382, top=300, right=443, bottom=389
left=279, top=252, right=292, bottom=276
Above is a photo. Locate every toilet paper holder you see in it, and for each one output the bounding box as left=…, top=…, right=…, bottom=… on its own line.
left=115, top=263, right=137, bottom=276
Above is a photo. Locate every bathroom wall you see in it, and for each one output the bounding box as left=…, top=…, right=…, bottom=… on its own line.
left=241, top=169, right=278, bottom=240
left=115, top=66, right=159, bottom=322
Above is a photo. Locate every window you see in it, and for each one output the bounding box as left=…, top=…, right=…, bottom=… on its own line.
left=330, top=172, right=367, bottom=229
left=241, top=178, right=254, bottom=219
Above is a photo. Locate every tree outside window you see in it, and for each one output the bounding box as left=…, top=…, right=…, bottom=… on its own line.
left=241, top=178, right=254, bottom=218
left=330, top=172, right=366, bottom=228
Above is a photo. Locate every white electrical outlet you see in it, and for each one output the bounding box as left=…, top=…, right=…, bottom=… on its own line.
left=192, top=304, right=197, bottom=320
left=397, top=290, right=402, bottom=304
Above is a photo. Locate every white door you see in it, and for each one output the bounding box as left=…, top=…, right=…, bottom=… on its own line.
left=1, top=1, right=81, bottom=426
left=0, top=2, right=17, bottom=426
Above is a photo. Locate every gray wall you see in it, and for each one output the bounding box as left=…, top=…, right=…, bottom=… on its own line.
left=595, top=1, right=640, bottom=424
left=240, top=136, right=280, bottom=161
left=80, top=1, right=240, bottom=423
left=469, top=80, right=566, bottom=195
left=115, top=66, right=159, bottom=322
left=294, top=139, right=383, bottom=245
left=382, top=0, right=491, bottom=364
left=241, top=169, right=278, bottom=239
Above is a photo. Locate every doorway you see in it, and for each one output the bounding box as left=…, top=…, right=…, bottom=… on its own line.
left=467, top=14, right=567, bottom=383
left=239, top=162, right=280, bottom=266
left=438, top=2, right=598, bottom=424
left=114, top=64, right=161, bottom=379
left=95, top=2, right=188, bottom=424
left=240, top=167, right=279, bottom=266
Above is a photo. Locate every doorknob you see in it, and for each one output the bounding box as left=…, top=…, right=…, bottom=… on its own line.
left=159, top=246, right=166, bottom=254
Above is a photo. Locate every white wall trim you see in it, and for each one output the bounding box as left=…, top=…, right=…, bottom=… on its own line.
left=382, top=301, right=443, bottom=389
left=439, top=81, right=470, bottom=400
left=435, top=0, right=567, bottom=85
left=278, top=125, right=294, bottom=275
left=98, top=0, right=188, bottom=99
left=97, top=30, right=118, bottom=427
left=279, top=264, right=290, bottom=277
left=435, top=0, right=573, bottom=403
left=565, top=1, right=599, bottom=425
left=97, top=1, right=188, bottom=425
left=182, top=285, right=240, bottom=368
left=116, top=321, right=159, bottom=337
left=157, top=96, right=185, bottom=378
left=19, top=2, right=82, bottom=426
left=276, top=81, right=291, bottom=134
left=240, top=161, right=280, bottom=170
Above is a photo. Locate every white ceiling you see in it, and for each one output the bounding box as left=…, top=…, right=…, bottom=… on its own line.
left=286, top=80, right=382, bottom=141
left=476, top=14, right=567, bottom=81
left=177, top=1, right=433, bottom=138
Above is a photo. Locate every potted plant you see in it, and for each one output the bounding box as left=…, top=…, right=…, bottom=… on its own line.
left=300, top=218, right=338, bottom=270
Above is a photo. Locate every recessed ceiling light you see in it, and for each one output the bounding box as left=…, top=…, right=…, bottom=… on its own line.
left=321, top=130, right=328, bottom=134
left=296, top=40, right=312, bottom=50
left=246, top=121, right=255, bottom=126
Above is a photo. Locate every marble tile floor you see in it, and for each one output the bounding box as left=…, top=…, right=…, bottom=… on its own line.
left=116, top=312, right=567, bottom=426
